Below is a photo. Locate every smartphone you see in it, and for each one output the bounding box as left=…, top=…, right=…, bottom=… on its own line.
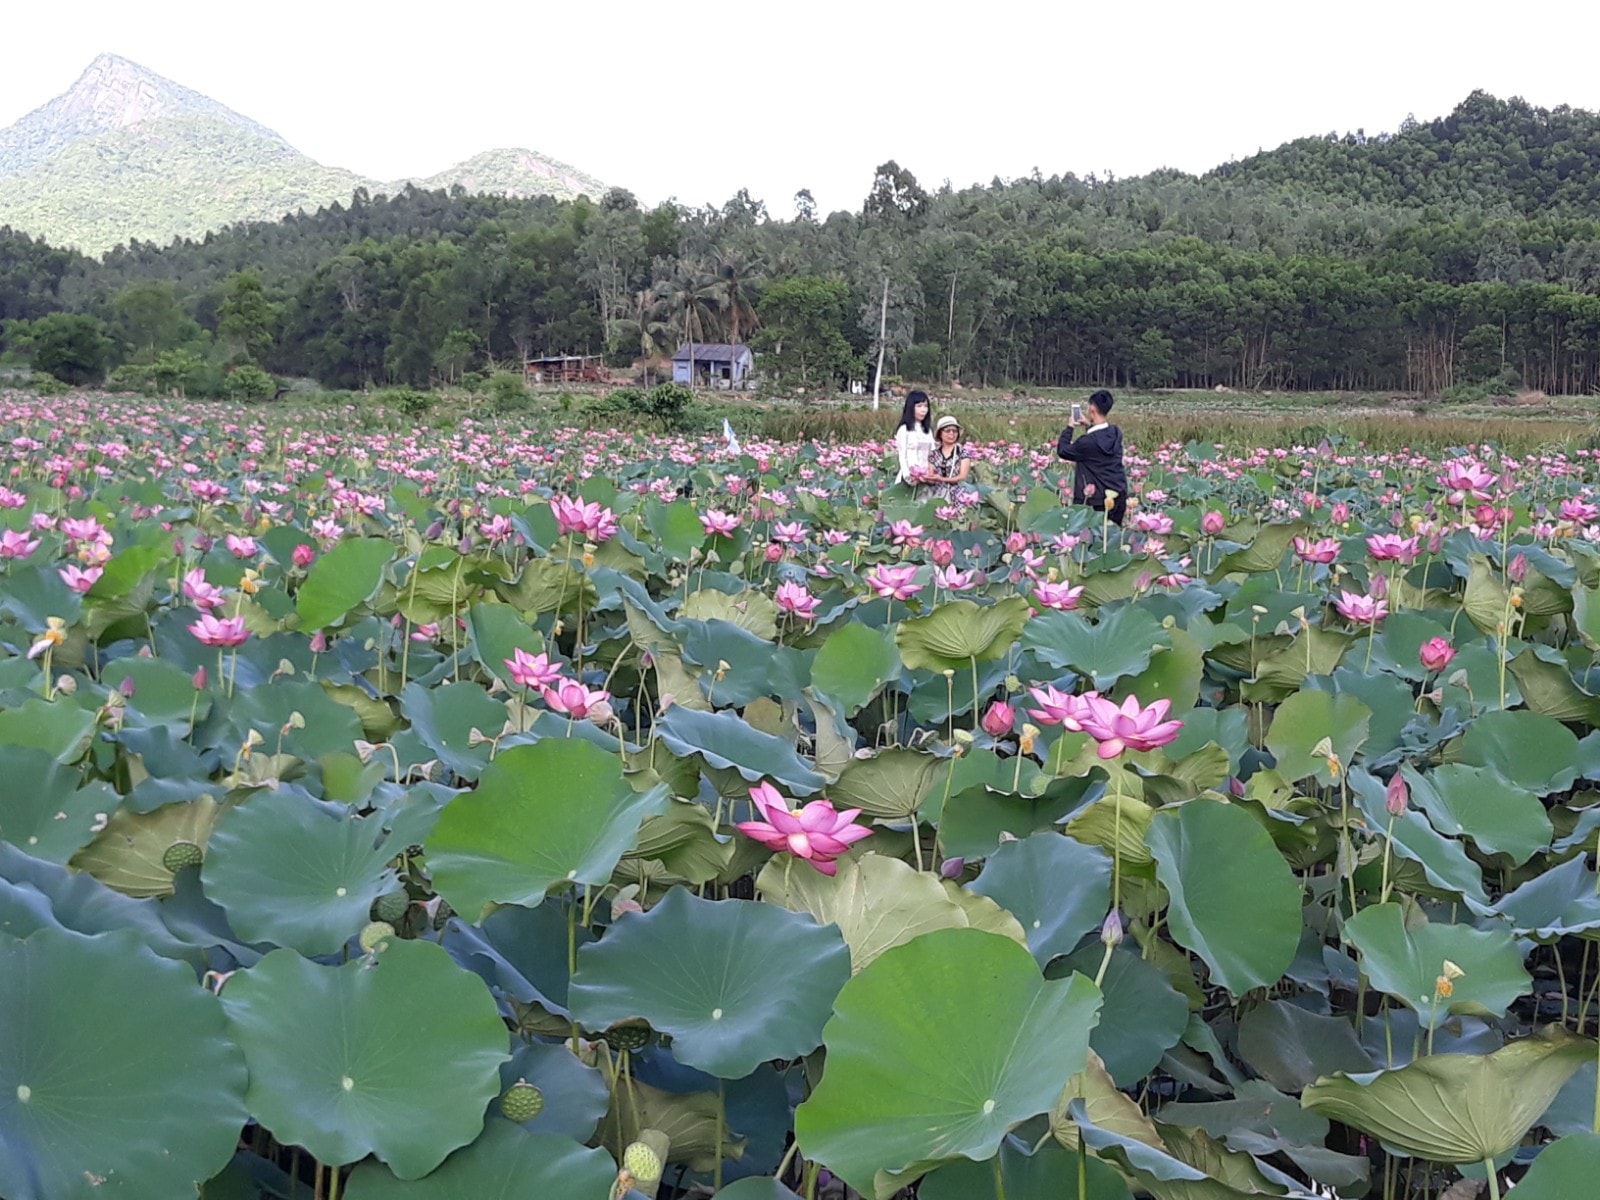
left=1071, top=403, right=1083, bottom=423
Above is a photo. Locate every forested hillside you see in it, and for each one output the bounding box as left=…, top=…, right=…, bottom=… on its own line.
left=5, top=90, right=1600, bottom=397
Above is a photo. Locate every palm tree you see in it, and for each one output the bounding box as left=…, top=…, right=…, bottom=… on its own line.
left=608, top=288, right=674, bottom=363
left=652, top=265, right=722, bottom=389
left=709, top=249, right=764, bottom=347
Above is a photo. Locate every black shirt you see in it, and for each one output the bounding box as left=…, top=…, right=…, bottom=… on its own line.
left=1057, top=424, right=1128, bottom=522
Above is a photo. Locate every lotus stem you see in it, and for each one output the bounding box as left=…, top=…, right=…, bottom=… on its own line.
left=1484, top=1156, right=1501, bottom=1200
left=715, top=1077, right=726, bottom=1191
left=970, top=655, right=981, bottom=735
left=567, top=895, right=579, bottom=1052
left=1379, top=812, right=1396, bottom=905
left=1078, top=1135, right=1088, bottom=1200
left=992, top=1152, right=1008, bottom=1200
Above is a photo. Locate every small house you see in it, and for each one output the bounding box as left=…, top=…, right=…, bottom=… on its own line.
left=525, top=355, right=609, bottom=384
left=672, top=343, right=753, bottom=387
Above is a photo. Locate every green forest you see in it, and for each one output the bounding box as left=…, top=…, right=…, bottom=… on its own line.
left=5, top=90, right=1600, bottom=398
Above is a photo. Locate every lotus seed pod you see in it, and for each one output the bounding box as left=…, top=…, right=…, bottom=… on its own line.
left=359, top=921, right=395, bottom=953
left=372, top=890, right=410, bottom=924
left=499, top=1079, right=544, bottom=1122
left=623, top=1128, right=669, bottom=1186
left=161, top=840, right=204, bottom=873
left=603, top=1021, right=652, bottom=1052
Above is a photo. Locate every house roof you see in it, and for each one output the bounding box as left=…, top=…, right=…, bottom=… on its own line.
left=672, top=343, right=750, bottom=363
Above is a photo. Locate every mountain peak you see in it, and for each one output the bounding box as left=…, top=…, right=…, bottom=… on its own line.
left=0, top=53, right=285, bottom=181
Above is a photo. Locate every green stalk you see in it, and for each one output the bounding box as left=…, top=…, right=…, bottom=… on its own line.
left=992, top=1152, right=1008, bottom=1200
left=715, top=1077, right=726, bottom=1191
left=1484, top=1156, right=1501, bottom=1200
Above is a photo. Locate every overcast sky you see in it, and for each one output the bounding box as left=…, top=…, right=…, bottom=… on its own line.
left=5, top=0, right=1600, bottom=217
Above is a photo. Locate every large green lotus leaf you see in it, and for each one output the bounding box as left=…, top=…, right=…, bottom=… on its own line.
left=497, top=1040, right=610, bottom=1141
left=201, top=790, right=397, bottom=956
left=1507, top=646, right=1600, bottom=726
left=811, top=622, right=900, bottom=716
left=1241, top=626, right=1354, bottom=704
left=1462, top=553, right=1513, bottom=636
left=711, top=1179, right=805, bottom=1200
left=1114, top=627, right=1205, bottom=714
left=795, top=927, right=1103, bottom=1199
left=465, top=602, right=544, bottom=689
left=226, top=678, right=365, bottom=760
left=1319, top=668, right=1416, bottom=762
left=1493, top=854, right=1600, bottom=940
left=971, top=833, right=1112, bottom=966
left=757, top=852, right=1026, bottom=973
left=920, top=1138, right=1130, bottom=1200
left=1022, top=605, right=1168, bottom=688
left=1347, top=768, right=1490, bottom=910
left=1371, top=610, right=1455, bottom=682
left=1456, top=709, right=1581, bottom=795
left=222, top=940, right=508, bottom=1178
left=1508, top=1133, right=1600, bottom=1200
left=0, top=698, right=98, bottom=763
left=644, top=497, right=708, bottom=561
left=1436, top=641, right=1522, bottom=714
left=0, top=928, right=248, bottom=1200
left=1067, top=789, right=1155, bottom=868
left=70, top=794, right=222, bottom=898
left=1344, top=903, right=1529, bottom=1028
left=1301, top=1029, right=1591, bottom=1163
left=400, top=680, right=510, bottom=782
left=1236, top=1001, right=1374, bottom=1093
left=1264, top=689, right=1370, bottom=786
left=680, top=586, right=780, bottom=640
left=680, top=618, right=780, bottom=708
left=1164, top=707, right=1250, bottom=773
left=1069, top=1101, right=1295, bottom=1200
left=1058, top=946, right=1189, bottom=1087
left=895, top=597, right=1030, bottom=673
left=1050, top=1050, right=1165, bottom=1153
left=655, top=705, right=827, bottom=795
left=344, top=1123, right=616, bottom=1199
left=0, top=745, right=120, bottom=864
left=595, top=1070, right=743, bottom=1173
left=1146, top=800, right=1300, bottom=996
left=1403, top=763, right=1552, bottom=866
left=826, top=747, right=941, bottom=820
left=1211, top=520, right=1309, bottom=578
left=493, top=557, right=594, bottom=616
left=102, top=654, right=212, bottom=727
left=428, top=738, right=671, bottom=919
left=939, top=774, right=1098, bottom=859
left=569, top=889, right=850, bottom=1079
left=297, top=537, right=395, bottom=630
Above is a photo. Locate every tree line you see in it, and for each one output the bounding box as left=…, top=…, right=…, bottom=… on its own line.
left=4, top=91, right=1600, bottom=397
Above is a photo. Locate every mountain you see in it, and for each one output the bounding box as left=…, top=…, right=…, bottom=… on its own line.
left=0, top=54, right=605, bottom=255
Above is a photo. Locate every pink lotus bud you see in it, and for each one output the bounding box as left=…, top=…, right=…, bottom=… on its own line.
left=1331, top=501, right=1350, bottom=524
left=1419, top=637, right=1455, bottom=673
left=1201, top=510, right=1226, bottom=536
left=1507, top=553, right=1527, bottom=583
left=1385, top=772, right=1409, bottom=816
left=1101, top=910, right=1123, bottom=947
left=292, top=543, right=315, bottom=569
left=939, top=857, right=965, bottom=879
left=928, top=539, right=955, bottom=567
left=980, top=701, right=1015, bottom=738
left=1005, top=531, right=1027, bottom=555
left=310, top=631, right=330, bottom=653
left=192, top=666, right=208, bottom=689
left=119, top=675, right=137, bottom=698
left=172, top=537, right=186, bottom=556
left=765, top=542, right=783, bottom=563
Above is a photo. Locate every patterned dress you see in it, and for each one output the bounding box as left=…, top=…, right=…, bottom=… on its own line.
left=928, top=444, right=970, bottom=501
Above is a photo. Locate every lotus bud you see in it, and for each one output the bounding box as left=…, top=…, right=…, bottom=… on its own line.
left=1418, top=637, right=1455, bottom=673
left=939, top=857, right=966, bottom=879
left=981, top=701, right=1016, bottom=739
left=193, top=664, right=208, bottom=690
left=292, top=543, right=315, bottom=569
left=1385, top=772, right=1409, bottom=816
left=118, top=675, right=136, bottom=697
left=1100, top=910, right=1123, bottom=947
left=1507, top=553, right=1528, bottom=583
left=55, top=674, right=76, bottom=696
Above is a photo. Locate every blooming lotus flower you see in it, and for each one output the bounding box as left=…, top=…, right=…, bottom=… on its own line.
left=1131, top=512, right=1173, bottom=535
left=182, top=568, right=225, bottom=611
left=1026, top=683, right=1089, bottom=730
left=479, top=514, right=514, bottom=544
left=934, top=564, right=980, bottom=591
left=189, top=613, right=250, bottom=647
left=775, top=580, right=821, bottom=620
left=58, top=564, right=102, bottom=593
left=981, top=701, right=1016, bottom=738
left=822, top=530, right=852, bottom=546
left=541, top=678, right=613, bottom=721
left=1292, top=536, right=1340, bottom=564
left=411, top=622, right=440, bottom=641
left=1334, top=590, right=1387, bottom=625
left=1200, top=511, right=1226, bottom=536
left=551, top=495, right=617, bottom=542
left=1005, top=531, right=1029, bottom=554
left=1075, top=694, right=1185, bottom=759
left=773, top=521, right=808, bottom=545
left=1366, top=534, right=1419, bottom=562
left=700, top=509, right=741, bottom=536
left=1560, top=497, right=1600, bottom=523
left=1438, top=459, right=1498, bottom=500
left=735, top=780, right=872, bottom=876
left=889, top=520, right=924, bottom=547
left=0, top=529, right=40, bottom=559
left=1419, top=636, right=1455, bottom=673
left=27, top=616, right=67, bottom=660
left=1331, top=501, right=1351, bottom=524
left=224, top=535, right=258, bottom=559
left=1033, top=580, right=1085, bottom=611
left=505, top=647, right=563, bottom=689
left=864, top=562, right=920, bottom=601
left=61, top=517, right=107, bottom=546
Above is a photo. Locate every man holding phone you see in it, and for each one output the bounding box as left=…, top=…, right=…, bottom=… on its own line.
left=1056, top=389, right=1128, bottom=525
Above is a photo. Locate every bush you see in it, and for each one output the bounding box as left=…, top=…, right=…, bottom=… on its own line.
left=106, top=363, right=158, bottom=394
left=645, top=381, right=694, bottom=427
left=225, top=363, right=277, bottom=401
left=486, top=371, right=529, bottom=411
left=383, top=387, right=434, bottom=419
left=898, top=343, right=944, bottom=382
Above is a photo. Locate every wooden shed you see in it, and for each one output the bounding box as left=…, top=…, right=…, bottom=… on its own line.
left=524, top=355, right=609, bottom=384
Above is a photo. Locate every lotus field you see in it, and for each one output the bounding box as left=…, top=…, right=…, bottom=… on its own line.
left=16, top=390, right=1600, bottom=1200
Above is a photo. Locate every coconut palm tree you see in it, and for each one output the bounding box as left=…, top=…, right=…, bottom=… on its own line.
left=651, top=265, right=722, bottom=389
left=709, top=249, right=764, bottom=347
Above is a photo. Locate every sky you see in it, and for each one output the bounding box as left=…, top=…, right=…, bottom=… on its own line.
left=4, top=0, right=1600, bottom=217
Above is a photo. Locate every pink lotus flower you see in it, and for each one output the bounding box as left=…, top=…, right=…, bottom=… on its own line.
left=735, top=780, right=872, bottom=876
left=58, top=564, right=102, bottom=593
left=292, top=543, right=316, bottom=569
left=864, top=562, right=920, bottom=601
left=1033, top=580, right=1085, bottom=611
left=224, top=535, right=258, bottom=559
left=1385, top=772, right=1409, bottom=816
left=1438, top=459, right=1498, bottom=501
left=1005, top=531, right=1029, bottom=554
left=700, top=509, right=741, bottom=536
left=1026, top=683, right=1088, bottom=730
left=505, top=647, right=563, bottom=689
left=189, top=613, right=250, bottom=647
left=889, top=520, right=924, bottom=547
left=480, top=514, right=514, bottom=544
left=822, top=530, right=852, bottom=546
left=182, top=568, right=225, bottom=611
left=1560, top=497, right=1600, bottom=523
left=1507, top=552, right=1528, bottom=583
left=1200, top=511, right=1226, bottom=536
left=541, top=678, right=613, bottom=721
left=551, top=495, right=618, bottom=542
left=411, top=623, right=440, bottom=641
left=928, top=538, right=955, bottom=567
left=1292, top=536, right=1340, bottom=565
left=1331, top=501, right=1350, bottom=524
left=1334, top=590, right=1387, bottom=625
left=775, top=580, right=821, bottom=620
left=934, top=564, right=980, bottom=592
left=1366, top=534, right=1419, bottom=562
left=1076, top=694, right=1185, bottom=759
left=1418, top=639, right=1455, bottom=676
left=61, top=517, right=107, bottom=546
left=773, top=521, right=808, bottom=545
left=981, top=701, right=1016, bottom=738
left=0, top=529, right=40, bottom=559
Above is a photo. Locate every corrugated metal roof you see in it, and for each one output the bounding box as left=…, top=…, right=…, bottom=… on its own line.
left=671, top=343, right=751, bottom=362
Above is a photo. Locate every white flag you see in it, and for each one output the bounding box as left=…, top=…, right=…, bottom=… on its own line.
left=723, top=418, right=742, bottom=456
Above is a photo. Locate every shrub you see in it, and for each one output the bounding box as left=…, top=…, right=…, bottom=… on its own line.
left=645, top=382, right=694, bottom=427
left=225, top=363, right=277, bottom=401
left=486, top=372, right=529, bottom=411
left=384, top=387, right=434, bottom=420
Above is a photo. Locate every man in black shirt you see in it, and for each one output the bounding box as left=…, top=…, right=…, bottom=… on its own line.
left=1056, top=389, right=1128, bottom=525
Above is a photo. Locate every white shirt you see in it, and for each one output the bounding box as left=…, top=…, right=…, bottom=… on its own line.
left=894, top=425, right=934, bottom=484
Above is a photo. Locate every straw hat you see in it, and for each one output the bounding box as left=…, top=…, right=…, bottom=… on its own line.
left=933, top=415, right=963, bottom=435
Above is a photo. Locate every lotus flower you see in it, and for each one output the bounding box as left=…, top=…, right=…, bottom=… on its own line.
left=1033, top=580, right=1084, bottom=611
left=864, top=562, right=920, bottom=601
left=1005, top=531, right=1029, bottom=554
left=1026, top=683, right=1089, bottom=730
left=188, top=614, right=250, bottom=647
left=1560, top=497, right=1600, bottom=523
left=58, top=564, right=102, bottom=593
left=1075, top=694, right=1185, bottom=759
left=1334, top=590, right=1388, bottom=625
left=1419, top=637, right=1455, bottom=673
left=735, top=780, right=872, bottom=876
left=224, top=534, right=258, bottom=559
left=1292, top=536, right=1340, bottom=564
left=700, top=509, right=741, bottom=536
left=1438, top=459, right=1498, bottom=500
left=981, top=701, right=1016, bottom=738
left=292, top=543, right=316, bottom=568
left=505, top=647, right=563, bottom=689
left=0, top=529, right=40, bottom=558
left=479, top=514, right=514, bottom=544
left=928, top=538, right=955, bottom=566
left=1385, top=772, right=1409, bottom=816
left=773, top=521, right=808, bottom=545
left=551, top=495, right=617, bottom=542
left=889, top=519, right=924, bottom=547
left=934, top=564, right=980, bottom=592
left=182, top=568, right=225, bottom=611
left=775, top=580, right=820, bottom=620
left=541, top=678, right=613, bottom=721
left=1366, top=534, right=1419, bottom=562
left=1201, top=511, right=1226, bottom=536
left=27, top=616, right=67, bottom=660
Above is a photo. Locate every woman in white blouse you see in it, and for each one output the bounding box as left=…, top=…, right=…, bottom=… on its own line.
left=893, top=390, right=934, bottom=485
